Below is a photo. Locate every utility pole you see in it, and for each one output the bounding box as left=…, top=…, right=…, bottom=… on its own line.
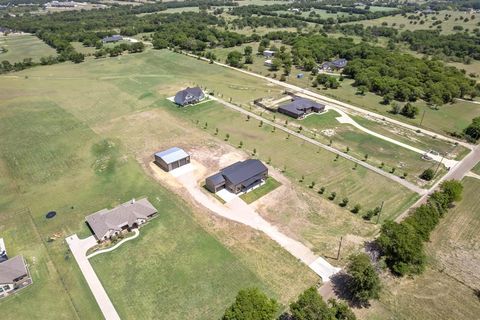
left=433, top=153, right=445, bottom=177
left=336, top=236, right=343, bottom=260
left=419, top=109, right=426, bottom=127
left=376, top=200, right=385, bottom=224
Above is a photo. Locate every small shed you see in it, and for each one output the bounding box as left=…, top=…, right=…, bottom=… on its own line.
left=154, top=147, right=190, bottom=172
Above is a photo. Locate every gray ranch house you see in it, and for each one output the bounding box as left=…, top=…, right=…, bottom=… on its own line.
left=174, top=87, right=205, bottom=106
left=278, top=96, right=325, bottom=119
left=154, top=147, right=190, bottom=172
left=102, top=35, right=123, bottom=43
left=86, top=198, right=157, bottom=242
left=0, top=255, right=32, bottom=298
left=206, top=159, right=268, bottom=194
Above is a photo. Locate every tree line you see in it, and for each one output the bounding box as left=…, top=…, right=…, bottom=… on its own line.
left=377, top=180, right=463, bottom=276
left=287, top=34, right=478, bottom=104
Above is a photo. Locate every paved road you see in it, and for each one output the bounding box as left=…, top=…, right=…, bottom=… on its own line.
left=209, top=95, right=426, bottom=195
left=66, top=235, right=121, bottom=320
left=172, top=166, right=341, bottom=282
left=185, top=52, right=474, bottom=150
left=294, top=93, right=458, bottom=169
left=395, top=144, right=480, bottom=222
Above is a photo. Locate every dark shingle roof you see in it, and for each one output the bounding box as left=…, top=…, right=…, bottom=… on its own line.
left=279, top=97, right=325, bottom=116
left=174, top=87, right=204, bottom=105
left=206, top=173, right=225, bottom=186
left=221, top=159, right=267, bottom=185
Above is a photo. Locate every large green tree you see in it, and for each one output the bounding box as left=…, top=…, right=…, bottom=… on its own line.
left=222, top=288, right=278, bottom=320
left=377, top=221, right=426, bottom=276
left=346, top=253, right=381, bottom=305
left=464, top=117, right=480, bottom=141
left=290, top=287, right=333, bottom=320
left=440, top=180, right=463, bottom=203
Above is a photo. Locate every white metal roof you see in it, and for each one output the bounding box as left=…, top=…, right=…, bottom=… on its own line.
left=155, top=147, right=189, bottom=164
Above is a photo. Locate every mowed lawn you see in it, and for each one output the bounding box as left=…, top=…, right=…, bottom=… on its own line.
left=0, top=34, right=57, bottom=63
left=0, top=50, right=318, bottom=318
left=163, top=100, right=417, bottom=222
left=211, top=41, right=480, bottom=136
left=364, top=177, right=480, bottom=320
left=275, top=110, right=450, bottom=184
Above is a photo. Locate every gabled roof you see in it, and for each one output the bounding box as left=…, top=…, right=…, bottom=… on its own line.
left=279, top=96, right=325, bottom=115
left=155, top=147, right=189, bottom=164
left=221, top=159, right=267, bottom=185
left=174, top=87, right=204, bottom=105
left=206, top=172, right=225, bottom=186
left=0, top=256, right=27, bottom=285
left=86, top=198, right=157, bottom=239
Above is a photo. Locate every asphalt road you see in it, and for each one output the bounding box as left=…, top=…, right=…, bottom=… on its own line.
left=395, top=144, right=480, bottom=222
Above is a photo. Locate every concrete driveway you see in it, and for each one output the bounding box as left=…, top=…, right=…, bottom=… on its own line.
left=66, top=235, right=120, bottom=320
left=172, top=166, right=341, bottom=281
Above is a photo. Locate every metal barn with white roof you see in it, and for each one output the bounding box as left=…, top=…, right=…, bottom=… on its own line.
left=154, top=147, right=190, bottom=172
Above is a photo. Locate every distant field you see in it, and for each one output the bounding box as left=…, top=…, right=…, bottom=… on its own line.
left=364, top=177, right=480, bottom=320
left=0, top=34, right=56, bottom=63
left=348, top=10, right=480, bottom=35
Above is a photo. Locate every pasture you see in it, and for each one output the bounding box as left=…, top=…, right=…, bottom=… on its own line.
left=0, top=50, right=320, bottom=318
left=364, top=177, right=480, bottom=320
left=0, top=34, right=57, bottom=63
left=350, top=10, right=480, bottom=35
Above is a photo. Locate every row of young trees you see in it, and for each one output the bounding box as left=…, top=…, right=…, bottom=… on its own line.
left=377, top=180, right=463, bottom=276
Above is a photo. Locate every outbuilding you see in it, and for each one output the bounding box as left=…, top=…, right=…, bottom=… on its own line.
left=154, top=147, right=190, bottom=172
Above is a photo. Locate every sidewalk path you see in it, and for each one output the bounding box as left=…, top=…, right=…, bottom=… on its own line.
left=173, top=166, right=340, bottom=281
left=87, top=229, right=139, bottom=259
left=66, top=235, right=121, bottom=320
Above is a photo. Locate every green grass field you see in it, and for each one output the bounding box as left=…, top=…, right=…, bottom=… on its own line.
left=349, top=10, right=480, bottom=35
left=212, top=41, right=480, bottom=136
left=0, top=49, right=321, bottom=318
left=0, top=34, right=57, bottom=63
left=164, top=99, right=417, bottom=222
left=365, top=177, right=480, bottom=320
left=240, top=177, right=281, bottom=204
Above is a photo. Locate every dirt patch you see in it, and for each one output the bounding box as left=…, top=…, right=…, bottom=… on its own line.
left=321, top=128, right=336, bottom=137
